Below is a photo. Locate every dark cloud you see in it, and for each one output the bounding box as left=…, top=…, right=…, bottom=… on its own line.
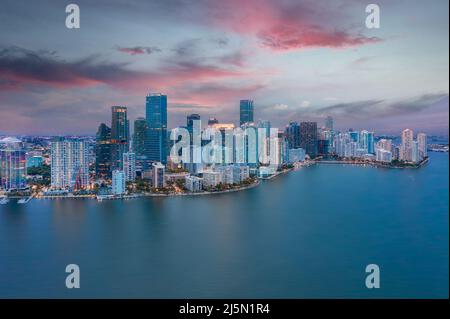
left=116, top=46, right=162, bottom=55
left=0, top=46, right=249, bottom=93
left=313, top=93, right=448, bottom=119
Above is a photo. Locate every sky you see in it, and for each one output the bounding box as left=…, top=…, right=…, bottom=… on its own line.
left=0, top=0, right=448, bottom=136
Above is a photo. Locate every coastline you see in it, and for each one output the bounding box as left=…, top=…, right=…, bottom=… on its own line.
left=1, top=156, right=432, bottom=203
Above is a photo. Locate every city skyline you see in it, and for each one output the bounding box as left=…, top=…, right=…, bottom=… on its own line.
left=0, top=0, right=448, bottom=136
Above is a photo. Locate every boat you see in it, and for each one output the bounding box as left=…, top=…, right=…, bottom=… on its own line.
left=0, top=197, right=10, bottom=205
left=17, top=196, right=32, bottom=204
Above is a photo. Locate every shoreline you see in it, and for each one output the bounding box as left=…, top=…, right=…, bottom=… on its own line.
left=316, top=157, right=429, bottom=169
left=1, top=156, right=431, bottom=203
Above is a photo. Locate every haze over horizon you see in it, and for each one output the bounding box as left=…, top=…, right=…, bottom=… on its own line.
left=0, top=0, right=448, bottom=136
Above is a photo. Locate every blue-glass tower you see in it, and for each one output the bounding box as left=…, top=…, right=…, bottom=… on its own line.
left=240, top=100, right=254, bottom=126
left=145, top=93, right=168, bottom=164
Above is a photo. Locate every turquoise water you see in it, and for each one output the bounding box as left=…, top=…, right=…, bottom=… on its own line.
left=0, top=152, right=448, bottom=298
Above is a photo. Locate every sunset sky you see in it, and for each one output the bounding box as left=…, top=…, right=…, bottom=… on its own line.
left=0, top=0, right=448, bottom=135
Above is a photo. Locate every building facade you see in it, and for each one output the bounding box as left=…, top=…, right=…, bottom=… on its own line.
left=300, top=122, right=318, bottom=158
left=0, top=148, right=27, bottom=191
left=239, top=99, right=254, bottom=126
left=51, top=139, right=89, bottom=190
left=146, top=93, right=168, bottom=164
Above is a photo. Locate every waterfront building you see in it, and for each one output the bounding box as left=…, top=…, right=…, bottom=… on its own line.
left=393, top=146, right=400, bottom=160
left=240, top=99, right=254, bottom=126
left=300, top=122, right=318, bottom=157
left=317, top=139, right=330, bottom=155
left=376, top=149, right=393, bottom=162
left=202, top=170, right=222, bottom=188
left=367, top=131, right=375, bottom=154
left=185, top=175, right=203, bottom=192
left=26, top=155, right=43, bottom=168
left=186, top=114, right=201, bottom=173
left=0, top=141, right=27, bottom=191
left=215, top=165, right=237, bottom=184
left=401, top=129, right=414, bottom=162
left=258, top=165, right=276, bottom=178
left=412, top=141, right=420, bottom=163
left=111, top=106, right=129, bottom=170
left=51, top=139, right=89, bottom=190
left=95, top=123, right=112, bottom=177
left=112, top=170, right=126, bottom=195
left=123, top=152, right=136, bottom=182
left=146, top=93, right=168, bottom=164
left=285, top=122, right=301, bottom=149
left=152, top=162, right=166, bottom=188
left=288, top=148, right=306, bottom=163
left=238, top=165, right=250, bottom=181
left=133, top=117, right=147, bottom=157
left=417, top=133, right=427, bottom=159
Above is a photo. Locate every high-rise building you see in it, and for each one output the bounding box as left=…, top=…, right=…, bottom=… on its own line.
left=367, top=131, right=375, bottom=154
left=208, top=117, right=219, bottom=126
left=401, top=129, right=414, bottom=162
left=185, top=175, right=203, bottom=192
left=51, top=139, right=89, bottom=190
left=412, top=141, right=420, bottom=163
left=349, top=130, right=359, bottom=143
left=112, top=170, right=126, bottom=195
left=285, top=122, right=301, bottom=149
left=133, top=117, right=147, bottom=157
left=0, top=141, right=27, bottom=191
left=417, top=133, right=427, bottom=159
left=240, top=100, right=254, bottom=126
left=123, top=152, right=136, bottom=182
left=146, top=93, right=168, bottom=164
left=325, top=116, right=333, bottom=131
left=376, top=149, right=393, bottom=162
left=202, top=170, right=222, bottom=188
left=111, top=106, right=129, bottom=170
left=187, top=114, right=201, bottom=135
left=186, top=114, right=201, bottom=173
left=95, top=123, right=112, bottom=177
left=152, top=162, right=165, bottom=188
left=300, top=122, right=318, bottom=157
left=376, top=139, right=392, bottom=152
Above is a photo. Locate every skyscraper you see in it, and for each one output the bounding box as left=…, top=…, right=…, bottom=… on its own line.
left=300, top=122, right=318, bottom=157
left=240, top=100, right=254, bottom=126
left=123, top=152, right=136, bottom=182
left=95, top=123, right=112, bottom=177
left=51, top=139, right=89, bottom=190
left=208, top=117, right=219, bottom=126
left=133, top=117, right=147, bottom=157
left=0, top=140, right=27, bottom=191
left=412, top=141, right=419, bottom=163
left=187, top=114, right=201, bottom=135
left=285, top=122, right=301, bottom=149
left=417, top=133, right=427, bottom=159
left=325, top=116, right=333, bottom=131
left=146, top=93, right=168, bottom=164
left=401, top=129, right=414, bottom=162
left=111, top=106, right=129, bottom=170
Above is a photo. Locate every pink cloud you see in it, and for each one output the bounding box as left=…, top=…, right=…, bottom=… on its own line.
left=204, top=0, right=381, bottom=51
